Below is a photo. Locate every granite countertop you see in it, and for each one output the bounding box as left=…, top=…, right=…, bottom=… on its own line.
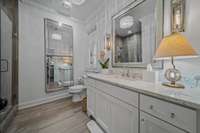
left=87, top=73, right=200, bottom=110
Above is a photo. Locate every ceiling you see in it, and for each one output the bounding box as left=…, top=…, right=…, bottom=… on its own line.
left=71, top=0, right=103, bottom=20
left=27, top=0, right=102, bottom=21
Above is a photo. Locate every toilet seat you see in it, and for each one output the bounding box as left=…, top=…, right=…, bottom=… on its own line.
left=69, top=85, right=86, bottom=93
left=69, top=89, right=82, bottom=93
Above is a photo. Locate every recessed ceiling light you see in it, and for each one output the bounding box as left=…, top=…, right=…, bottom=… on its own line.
left=128, top=30, right=132, bottom=34
left=58, top=22, right=63, bottom=27
left=52, top=33, right=62, bottom=40
left=120, top=16, right=134, bottom=29
left=72, top=0, right=85, bottom=5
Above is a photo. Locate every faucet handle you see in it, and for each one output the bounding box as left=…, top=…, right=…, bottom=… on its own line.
left=126, top=69, right=130, bottom=77
left=121, top=67, right=126, bottom=77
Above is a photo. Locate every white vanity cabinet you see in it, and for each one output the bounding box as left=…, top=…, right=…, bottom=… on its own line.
left=87, top=85, right=96, bottom=117
left=85, top=78, right=138, bottom=133
left=95, top=90, right=111, bottom=133
left=85, top=76, right=198, bottom=133
left=109, top=95, right=138, bottom=133
left=140, top=95, right=197, bottom=133
left=140, top=112, right=187, bottom=133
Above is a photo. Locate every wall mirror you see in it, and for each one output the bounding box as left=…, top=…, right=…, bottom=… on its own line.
left=44, top=19, right=73, bottom=93
left=112, top=0, right=164, bottom=68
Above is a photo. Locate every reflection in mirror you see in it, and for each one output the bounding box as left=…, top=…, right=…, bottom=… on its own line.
left=45, top=19, right=73, bottom=56
left=88, top=31, right=99, bottom=72
left=46, top=56, right=73, bottom=92
left=45, top=19, right=73, bottom=92
left=89, top=43, right=97, bottom=68
left=115, top=17, right=142, bottom=63
left=112, top=0, right=163, bottom=68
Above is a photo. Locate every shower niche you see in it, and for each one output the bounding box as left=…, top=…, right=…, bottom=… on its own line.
left=44, top=19, right=73, bottom=92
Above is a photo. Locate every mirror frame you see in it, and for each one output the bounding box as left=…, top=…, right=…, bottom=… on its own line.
left=44, top=18, right=74, bottom=93
left=112, top=0, right=164, bottom=68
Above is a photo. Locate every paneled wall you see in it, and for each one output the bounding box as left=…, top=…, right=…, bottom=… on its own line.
left=86, top=0, right=135, bottom=51
left=85, top=0, right=136, bottom=69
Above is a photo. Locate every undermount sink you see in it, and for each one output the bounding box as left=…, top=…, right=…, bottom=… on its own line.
left=100, top=72, right=158, bottom=83
left=100, top=74, right=143, bottom=83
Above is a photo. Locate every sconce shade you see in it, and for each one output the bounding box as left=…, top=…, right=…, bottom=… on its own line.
left=155, top=32, right=197, bottom=59
left=63, top=57, right=72, bottom=64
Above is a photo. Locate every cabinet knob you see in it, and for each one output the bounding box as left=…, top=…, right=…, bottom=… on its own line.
left=170, top=113, right=176, bottom=119
left=141, top=118, right=145, bottom=122
left=149, top=105, right=154, bottom=110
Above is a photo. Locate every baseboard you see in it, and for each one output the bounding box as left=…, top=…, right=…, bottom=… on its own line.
left=87, top=120, right=104, bottom=133
left=0, top=105, right=17, bottom=133
left=18, top=93, right=71, bottom=110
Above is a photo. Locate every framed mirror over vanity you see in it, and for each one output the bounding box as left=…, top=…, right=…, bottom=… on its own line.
left=112, top=0, right=164, bottom=68
left=44, top=19, right=74, bottom=92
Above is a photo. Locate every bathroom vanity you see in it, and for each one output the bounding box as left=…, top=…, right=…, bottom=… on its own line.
left=84, top=73, right=200, bottom=133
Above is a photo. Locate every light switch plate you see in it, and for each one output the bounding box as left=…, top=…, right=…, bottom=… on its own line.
left=0, top=59, right=8, bottom=72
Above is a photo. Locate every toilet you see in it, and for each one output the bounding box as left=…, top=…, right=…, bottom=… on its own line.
left=68, top=85, right=86, bottom=102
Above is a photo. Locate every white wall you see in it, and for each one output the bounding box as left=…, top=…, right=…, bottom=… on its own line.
left=18, top=1, right=89, bottom=108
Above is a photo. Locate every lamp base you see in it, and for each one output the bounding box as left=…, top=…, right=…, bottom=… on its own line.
left=162, top=82, right=185, bottom=89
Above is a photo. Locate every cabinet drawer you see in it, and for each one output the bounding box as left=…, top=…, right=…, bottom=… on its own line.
left=84, top=78, right=96, bottom=87
left=95, top=80, right=138, bottom=108
left=140, top=112, right=187, bottom=133
left=140, top=95, right=197, bottom=133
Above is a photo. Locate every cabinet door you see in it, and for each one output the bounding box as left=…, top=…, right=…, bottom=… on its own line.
left=140, top=112, right=187, bottom=133
left=95, top=90, right=111, bottom=133
left=110, top=96, right=138, bottom=133
left=87, top=86, right=96, bottom=117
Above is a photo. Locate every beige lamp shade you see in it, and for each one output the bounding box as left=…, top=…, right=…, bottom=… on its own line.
left=155, top=32, right=197, bottom=59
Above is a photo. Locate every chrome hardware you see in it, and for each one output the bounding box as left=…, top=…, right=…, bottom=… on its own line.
left=0, top=59, right=8, bottom=72
left=170, top=113, right=176, bottom=119
left=126, top=69, right=130, bottom=77
left=150, top=105, right=154, bottom=110
left=141, top=118, right=145, bottom=122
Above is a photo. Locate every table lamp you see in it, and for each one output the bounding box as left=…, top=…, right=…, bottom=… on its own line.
left=155, top=32, right=197, bottom=88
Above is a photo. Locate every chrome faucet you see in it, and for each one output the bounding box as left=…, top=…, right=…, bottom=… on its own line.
left=121, top=68, right=130, bottom=78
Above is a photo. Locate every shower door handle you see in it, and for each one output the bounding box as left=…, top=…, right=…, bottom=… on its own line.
left=0, top=59, right=8, bottom=72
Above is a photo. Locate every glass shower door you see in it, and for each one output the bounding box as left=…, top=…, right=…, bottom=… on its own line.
left=0, top=9, right=13, bottom=121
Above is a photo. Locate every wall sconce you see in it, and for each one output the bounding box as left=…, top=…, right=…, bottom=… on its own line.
left=105, top=34, right=112, bottom=51
left=171, top=0, right=185, bottom=32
